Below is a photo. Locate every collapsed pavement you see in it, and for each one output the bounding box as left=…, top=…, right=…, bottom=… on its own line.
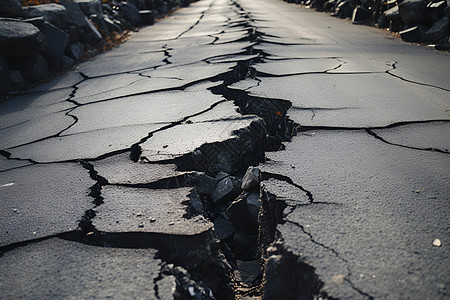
left=1, top=0, right=449, bottom=299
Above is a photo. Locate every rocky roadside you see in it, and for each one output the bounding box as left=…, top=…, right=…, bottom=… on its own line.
left=0, top=0, right=197, bottom=97
left=281, top=0, right=450, bottom=49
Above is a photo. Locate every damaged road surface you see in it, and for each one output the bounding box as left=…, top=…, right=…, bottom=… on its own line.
left=1, top=0, right=449, bottom=298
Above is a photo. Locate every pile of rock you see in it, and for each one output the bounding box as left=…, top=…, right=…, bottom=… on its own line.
left=0, top=0, right=196, bottom=96
left=284, top=0, right=450, bottom=49
left=190, top=166, right=264, bottom=286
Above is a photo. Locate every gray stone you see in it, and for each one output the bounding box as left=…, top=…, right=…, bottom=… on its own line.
left=81, top=16, right=102, bottom=44
left=334, top=0, right=353, bottom=18
left=0, top=20, right=45, bottom=57
left=139, top=9, right=155, bottom=25
left=425, top=16, right=449, bottom=42
left=9, top=69, right=25, bottom=87
left=89, top=13, right=109, bottom=36
left=383, top=5, right=400, bottom=20
left=389, top=18, right=406, bottom=32
left=18, top=54, right=49, bottom=82
left=22, top=3, right=68, bottom=29
left=399, top=0, right=427, bottom=24
left=59, top=0, right=89, bottom=27
left=427, top=1, right=446, bottom=22
left=103, top=15, right=122, bottom=32
left=66, top=25, right=81, bottom=43
left=400, top=25, right=425, bottom=42
left=445, top=5, right=450, bottom=17
left=23, top=16, right=45, bottom=28
left=119, top=2, right=141, bottom=26
left=215, top=171, right=231, bottom=182
left=0, top=0, right=23, bottom=18
left=196, top=174, right=216, bottom=195
left=67, top=42, right=84, bottom=61
left=62, top=55, right=75, bottom=68
left=40, top=22, right=69, bottom=69
left=241, top=166, right=261, bottom=191
left=246, top=191, right=261, bottom=225
left=211, top=176, right=240, bottom=204
left=0, top=56, right=8, bottom=96
left=352, top=6, right=372, bottom=23
left=213, top=212, right=235, bottom=240
left=236, top=260, right=262, bottom=285
left=74, top=0, right=103, bottom=16
left=189, top=189, right=204, bottom=215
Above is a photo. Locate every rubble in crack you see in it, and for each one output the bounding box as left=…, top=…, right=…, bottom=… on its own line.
left=282, top=0, right=450, bottom=49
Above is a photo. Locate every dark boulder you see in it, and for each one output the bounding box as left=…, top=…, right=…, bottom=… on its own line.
left=66, top=42, right=84, bottom=61
left=0, top=0, right=23, bottom=18
left=139, top=10, right=155, bottom=25
left=24, top=16, right=45, bottom=28
left=22, top=3, right=68, bottom=29
left=0, top=20, right=45, bottom=57
left=400, top=25, right=426, bottom=42
left=89, top=14, right=110, bottom=37
left=80, top=16, right=103, bottom=45
left=104, top=15, right=123, bottom=32
left=398, top=0, right=427, bottom=25
left=427, top=1, right=447, bottom=22
left=9, top=70, right=26, bottom=88
left=119, top=2, right=141, bottom=26
left=0, top=56, right=9, bottom=96
left=424, top=16, right=449, bottom=41
left=39, top=22, right=69, bottom=70
left=352, top=6, right=373, bottom=23
left=16, top=54, right=49, bottom=82
left=59, top=0, right=90, bottom=27
left=74, top=0, right=103, bottom=17
left=335, top=0, right=354, bottom=18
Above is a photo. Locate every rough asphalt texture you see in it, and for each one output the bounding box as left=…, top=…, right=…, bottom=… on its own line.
left=1, top=0, right=449, bottom=299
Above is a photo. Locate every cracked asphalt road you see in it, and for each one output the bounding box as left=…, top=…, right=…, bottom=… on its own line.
left=1, top=0, right=449, bottom=299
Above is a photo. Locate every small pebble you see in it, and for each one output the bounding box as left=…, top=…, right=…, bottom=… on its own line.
left=433, top=238, right=442, bottom=247
left=138, top=223, right=144, bottom=228
left=136, top=212, right=143, bottom=217
left=169, top=222, right=175, bottom=226
left=13, top=209, right=17, bottom=213
left=150, top=218, right=156, bottom=223
left=86, top=232, right=94, bottom=236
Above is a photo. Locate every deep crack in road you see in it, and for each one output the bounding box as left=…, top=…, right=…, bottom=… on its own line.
left=1, top=0, right=449, bottom=299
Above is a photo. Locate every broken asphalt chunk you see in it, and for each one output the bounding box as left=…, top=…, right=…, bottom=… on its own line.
left=211, top=176, right=241, bottom=204
left=241, top=166, right=261, bottom=191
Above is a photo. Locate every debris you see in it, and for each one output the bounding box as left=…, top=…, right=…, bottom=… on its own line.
left=332, top=274, right=346, bottom=284
left=246, top=191, right=262, bottom=225
left=433, top=238, right=442, bottom=247
left=241, top=166, right=261, bottom=191
left=213, top=212, right=235, bottom=240
left=211, top=176, right=241, bottom=204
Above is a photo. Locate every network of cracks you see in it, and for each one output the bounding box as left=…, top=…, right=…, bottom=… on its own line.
left=0, top=0, right=448, bottom=299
